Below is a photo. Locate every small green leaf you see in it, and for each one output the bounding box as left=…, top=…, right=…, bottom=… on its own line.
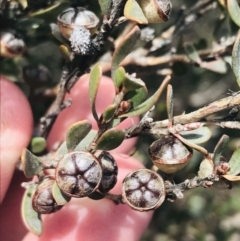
left=213, top=135, right=229, bottom=164
left=21, top=149, right=43, bottom=178
left=111, top=118, right=121, bottom=127
left=180, top=127, right=212, bottom=144
left=21, top=184, right=43, bottom=236
left=227, top=147, right=240, bottom=175
left=30, top=137, right=46, bottom=154
left=120, top=75, right=170, bottom=117
left=123, top=74, right=146, bottom=92
left=112, top=26, right=141, bottom=84
left=124, top=86, right=148, bottom=110
left=232, top=30, right=240, bottom=86
left=95, top=128, right=125, bottom=150
left=52, top=181, right=71, bottom=205
left=124, top=0, right=148, bottom=24
left=66, top=120, right=92, bottom=151
left=98, top=0, right=112, bottom=15
left=227, top=0, right=240, bottom=27
left=75, top=130, right=98, bottom=151
left=184, top=43, right=202, bottom=64
left=114, top=67, right=126, bottom=89
left=89, top=63, right=102, bottom=121
left=102, top=104, right=117, bottom=122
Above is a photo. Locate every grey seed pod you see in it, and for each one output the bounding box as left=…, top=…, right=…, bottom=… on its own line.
left=32, top=179, right=62, bottom=214
left=56, top=151, right=102, bottom=198
left=0, top=31, right=26, bottom=58
left=148, top=135, right=193, bottom=174
left=98, top=151, right=118, bottom=193
left=122, top=169, right=166, bottom=211
left=57, top=7, right=99, bottom=40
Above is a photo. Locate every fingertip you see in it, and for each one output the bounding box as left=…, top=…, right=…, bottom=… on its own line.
left=0, top=76, right=33, bottom=202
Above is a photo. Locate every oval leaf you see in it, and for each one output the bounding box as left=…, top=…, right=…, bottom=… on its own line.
left=227, top=0, right=240, bottom=27
left=180, top=127, right=212, bottom=144
left=114, top=67, right=126, bottom=89
left=124, top=0, right=148, bottom=24
left=232, top=30, right=240, bottom=87
left=21, top=184, right=43, bottom=236
left=95, top=128, right=125, bottom=150
left=120, top=75, right=170, bottom=117
left=75, top=129, right=98, bottom=151
left=123, top=86, right=148, bottom=110
left=101, top=104, right=117, bottom=123
left=21, top=149, right=43, bottom=178
left=89, top=63, right=102, bottom=122
left=66, top=120, right=92, bottom=151
left=227, top=147, right=240, bottom=175
left=213, top=135, right=229, bottom=164
left=123, top=74, right=146, bottom=92
left=30, top=137, right=46, bottom=154
left=52, top=181, right=71, bottom=205
left=98, top=0, right=112, bottom=15
left=112, top=26, right=141, bottom=84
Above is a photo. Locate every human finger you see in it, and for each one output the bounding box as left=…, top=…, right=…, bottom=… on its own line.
left=0, top=76, right=33, bottom=202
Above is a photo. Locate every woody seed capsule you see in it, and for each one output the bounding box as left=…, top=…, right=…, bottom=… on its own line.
left=56, top=151, right=102, bottom=198
left=32, top=179, right=62, bottom=214
left=122, top=169, right=166, bottom=211
left=98, top=151, right=118, bottom=193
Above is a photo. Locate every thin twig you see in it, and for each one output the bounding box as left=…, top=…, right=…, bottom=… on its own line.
left=124, top=92, right=240, bottom=138
left=153, top=92, right=240, bottom=127
left=165, top=174, right=220, bottom=201
left=39, top=65, right=71, bottom=138
left=119, top=36, right=235, bottom=67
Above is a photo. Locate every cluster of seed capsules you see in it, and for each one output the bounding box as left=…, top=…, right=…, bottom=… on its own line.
left=29, top=134, right=193, bottom=214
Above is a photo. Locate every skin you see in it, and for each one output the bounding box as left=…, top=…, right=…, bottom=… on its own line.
left=0, top=75, right=152, bottom=241
left=47, top=74, right=139, bottom=154
left=0, top=77, right=33, bottom=202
